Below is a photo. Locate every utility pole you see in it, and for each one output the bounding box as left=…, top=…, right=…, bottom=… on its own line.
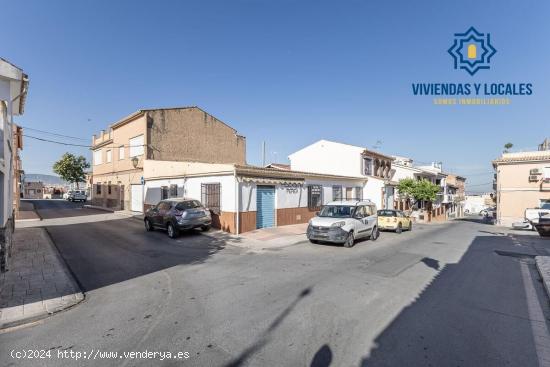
left=262, top=141, right=266, bottom=166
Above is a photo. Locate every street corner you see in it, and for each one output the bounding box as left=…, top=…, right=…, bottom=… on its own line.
left=0, top=227, right=84, bottom=330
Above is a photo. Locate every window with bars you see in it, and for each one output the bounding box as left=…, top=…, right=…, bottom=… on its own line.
left=308, top=185, right=323, bottom=210
left=161, top=186, right=168, bottom=200
left=354, top=187, right=362, bottom=200
left=169, top=184, right=178, bottom=197
left=108, top=181, right=112, bottom=195
left=201, top=183, right=221, bottom=214
left=332, top=185, right=342, bottom=201
left=96, top=183, right=101, bottom=195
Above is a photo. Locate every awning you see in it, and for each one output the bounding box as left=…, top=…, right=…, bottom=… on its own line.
left=239, top=176, right=304, bottom=185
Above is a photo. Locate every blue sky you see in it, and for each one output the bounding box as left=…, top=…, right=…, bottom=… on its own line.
left=3, top=0, right=549, bottom=193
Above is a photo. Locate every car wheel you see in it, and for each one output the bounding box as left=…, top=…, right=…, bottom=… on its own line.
left=396, top=223, right=402, bottom=234
left=408, top=222, right=413, bottom=231
left=144, top=218, right=154, bottom=232
left=371, top=226, right=379, bottom=241
left=201, top=225, right=210, bottom=232
left=309, top=239, right=318, bottom=244
left=167, top=223, right=178, bottom=238
left=344, top=231, right=355, bottom=248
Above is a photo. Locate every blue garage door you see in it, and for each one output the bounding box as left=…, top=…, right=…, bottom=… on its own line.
left=256, top=186, right=275, bottom=229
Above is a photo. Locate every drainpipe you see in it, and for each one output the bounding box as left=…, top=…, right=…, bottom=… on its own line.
left=234, top=170, right=240, bottom=235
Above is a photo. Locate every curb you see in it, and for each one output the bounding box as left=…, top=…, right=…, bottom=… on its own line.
left=83, top=204, right=114, bottom=213
left=535, top=256, right=550, bottom=302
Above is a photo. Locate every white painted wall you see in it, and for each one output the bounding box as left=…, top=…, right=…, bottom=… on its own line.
left=144, top=174, right=237, bottom=212
left=289, top=140, right=365, bottom=177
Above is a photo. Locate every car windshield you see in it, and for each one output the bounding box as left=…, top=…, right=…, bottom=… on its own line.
left=540, top=201, right=550, bottom=210
left=175, top=200, right=202, bottom=210
left=378, top=210, right=396, bottom=217
left=318, top=205, right=354, bottom=218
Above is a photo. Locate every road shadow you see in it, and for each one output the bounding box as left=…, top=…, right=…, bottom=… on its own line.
left=28, top=199, right=107, bottom=220
left=455, top=215, right=495, bottom=225
left=310, top=344, right=333, bottom=367
left=359, top=234, right=549, bottom=367
left=44, top=215, right=242, bottom=293
left=224, top=287, right=312, bottom=367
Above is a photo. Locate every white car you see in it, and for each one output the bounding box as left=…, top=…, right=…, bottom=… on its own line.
left=307, top=200, right=379, bottom=248
left=67, top=190, right=87, bottom=202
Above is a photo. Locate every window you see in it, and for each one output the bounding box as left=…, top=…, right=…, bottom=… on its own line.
left=332, top=185, right=342, bottom=201
left=540, top=200, right=550, bottom=210
left=96, top=183, right=102, bottom=195
left=158, top=201, right=171, bottom=211
left=161, top=186, right=169, bottom=200
left=176, top=200, right=202, bottom=210
left=307, top=185, right=323, bottom=210
left=345, top=187, right=353, bottom=200
left=169, top=184, right=178, bottom=197
left=129, top=135, right=144, bottom=157
left=201, top=183, right=221, bottom=214
left=119, top=146, right=125, bottom=160
left=108, top=181, right=112, bottom=195
left=354, top=187, right=362, bottom=200
left=106, top=150, right=112, bottom=163
left=363, top=157, right=373, bottom=176
left=93, top=149, right=102, bottom=165
left=366, top=205, right=376, bottom=216
left=544, top=167, right=550, bottom=180
left=354, top=206, right=366, bottom=218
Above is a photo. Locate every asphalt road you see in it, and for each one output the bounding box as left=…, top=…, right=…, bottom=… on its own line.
left=1, top=200, right=550, bottom=367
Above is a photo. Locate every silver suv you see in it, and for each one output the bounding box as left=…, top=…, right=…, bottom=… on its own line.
left=307, top=200, right=379, bottom=247
left=68, top=190, right=87, bottom=202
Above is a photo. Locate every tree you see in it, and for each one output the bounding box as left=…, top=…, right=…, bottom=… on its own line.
left=503, top=142, right=513, bottom=153
left=397, top=178, right=441, bottom=209
left=53, top=153, right=90, bottom=189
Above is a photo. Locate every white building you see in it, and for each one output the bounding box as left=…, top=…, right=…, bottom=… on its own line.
left=141, top=160, right=367, bottom=234
left=0, top=58, right=28, bottom=272
left=288, top=140, right=395, bottom=209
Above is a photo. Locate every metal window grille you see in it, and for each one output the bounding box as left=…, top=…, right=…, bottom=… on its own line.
left=201, top=183, right=221, bottom=214
left=96, top=184, right=101, bottom=195
left=332, top=186, right=342, bottom=201
left=161, top=186, right=168, bottom=200
left=308, top=185, right=323, bottom=210
left=169, top=184, right=178, bottom=197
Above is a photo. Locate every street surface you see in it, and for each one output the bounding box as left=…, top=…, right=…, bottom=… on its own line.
left=1, top=199, right=550, bottom=366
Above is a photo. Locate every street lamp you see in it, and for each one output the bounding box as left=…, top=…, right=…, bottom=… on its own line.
left=131, top=157, right=139, bottom=168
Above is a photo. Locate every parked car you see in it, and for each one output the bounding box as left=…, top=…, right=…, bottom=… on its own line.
left=479, top=207, right=496, bottom=217
left=68, top=190, right=87, bottom=202
left=377, top=209, right=412, bottom=233
left=144, top=198, right=212, bottom=238
left=307, top=200, right=379, bottom=248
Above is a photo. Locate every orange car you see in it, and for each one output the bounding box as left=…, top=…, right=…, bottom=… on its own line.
left=377, top=209, right=412, bottom=233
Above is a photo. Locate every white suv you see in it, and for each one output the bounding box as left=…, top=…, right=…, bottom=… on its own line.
left=307, top=200, right=379, bottom=248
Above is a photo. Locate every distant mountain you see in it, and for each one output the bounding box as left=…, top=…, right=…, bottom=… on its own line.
left=24, top=174, right=68, bottom=186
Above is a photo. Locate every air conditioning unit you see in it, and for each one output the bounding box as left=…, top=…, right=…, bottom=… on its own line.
left=530, top=168, right=541, bottom=175
left=529, top=175, right=540, bottom=182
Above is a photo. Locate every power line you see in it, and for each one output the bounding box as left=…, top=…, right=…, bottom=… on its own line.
left=19, top=126, right=89, bottom=141
left=23, top=134, right=146, bottom=149
left=23, top=134, right=91, bottom=147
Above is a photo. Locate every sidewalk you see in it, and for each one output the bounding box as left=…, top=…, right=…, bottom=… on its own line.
left=16, top=201, right=41, bottom=222
left=235, top=223, right=309, bottom=249
left=0, top=227, right=84, bottom=329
